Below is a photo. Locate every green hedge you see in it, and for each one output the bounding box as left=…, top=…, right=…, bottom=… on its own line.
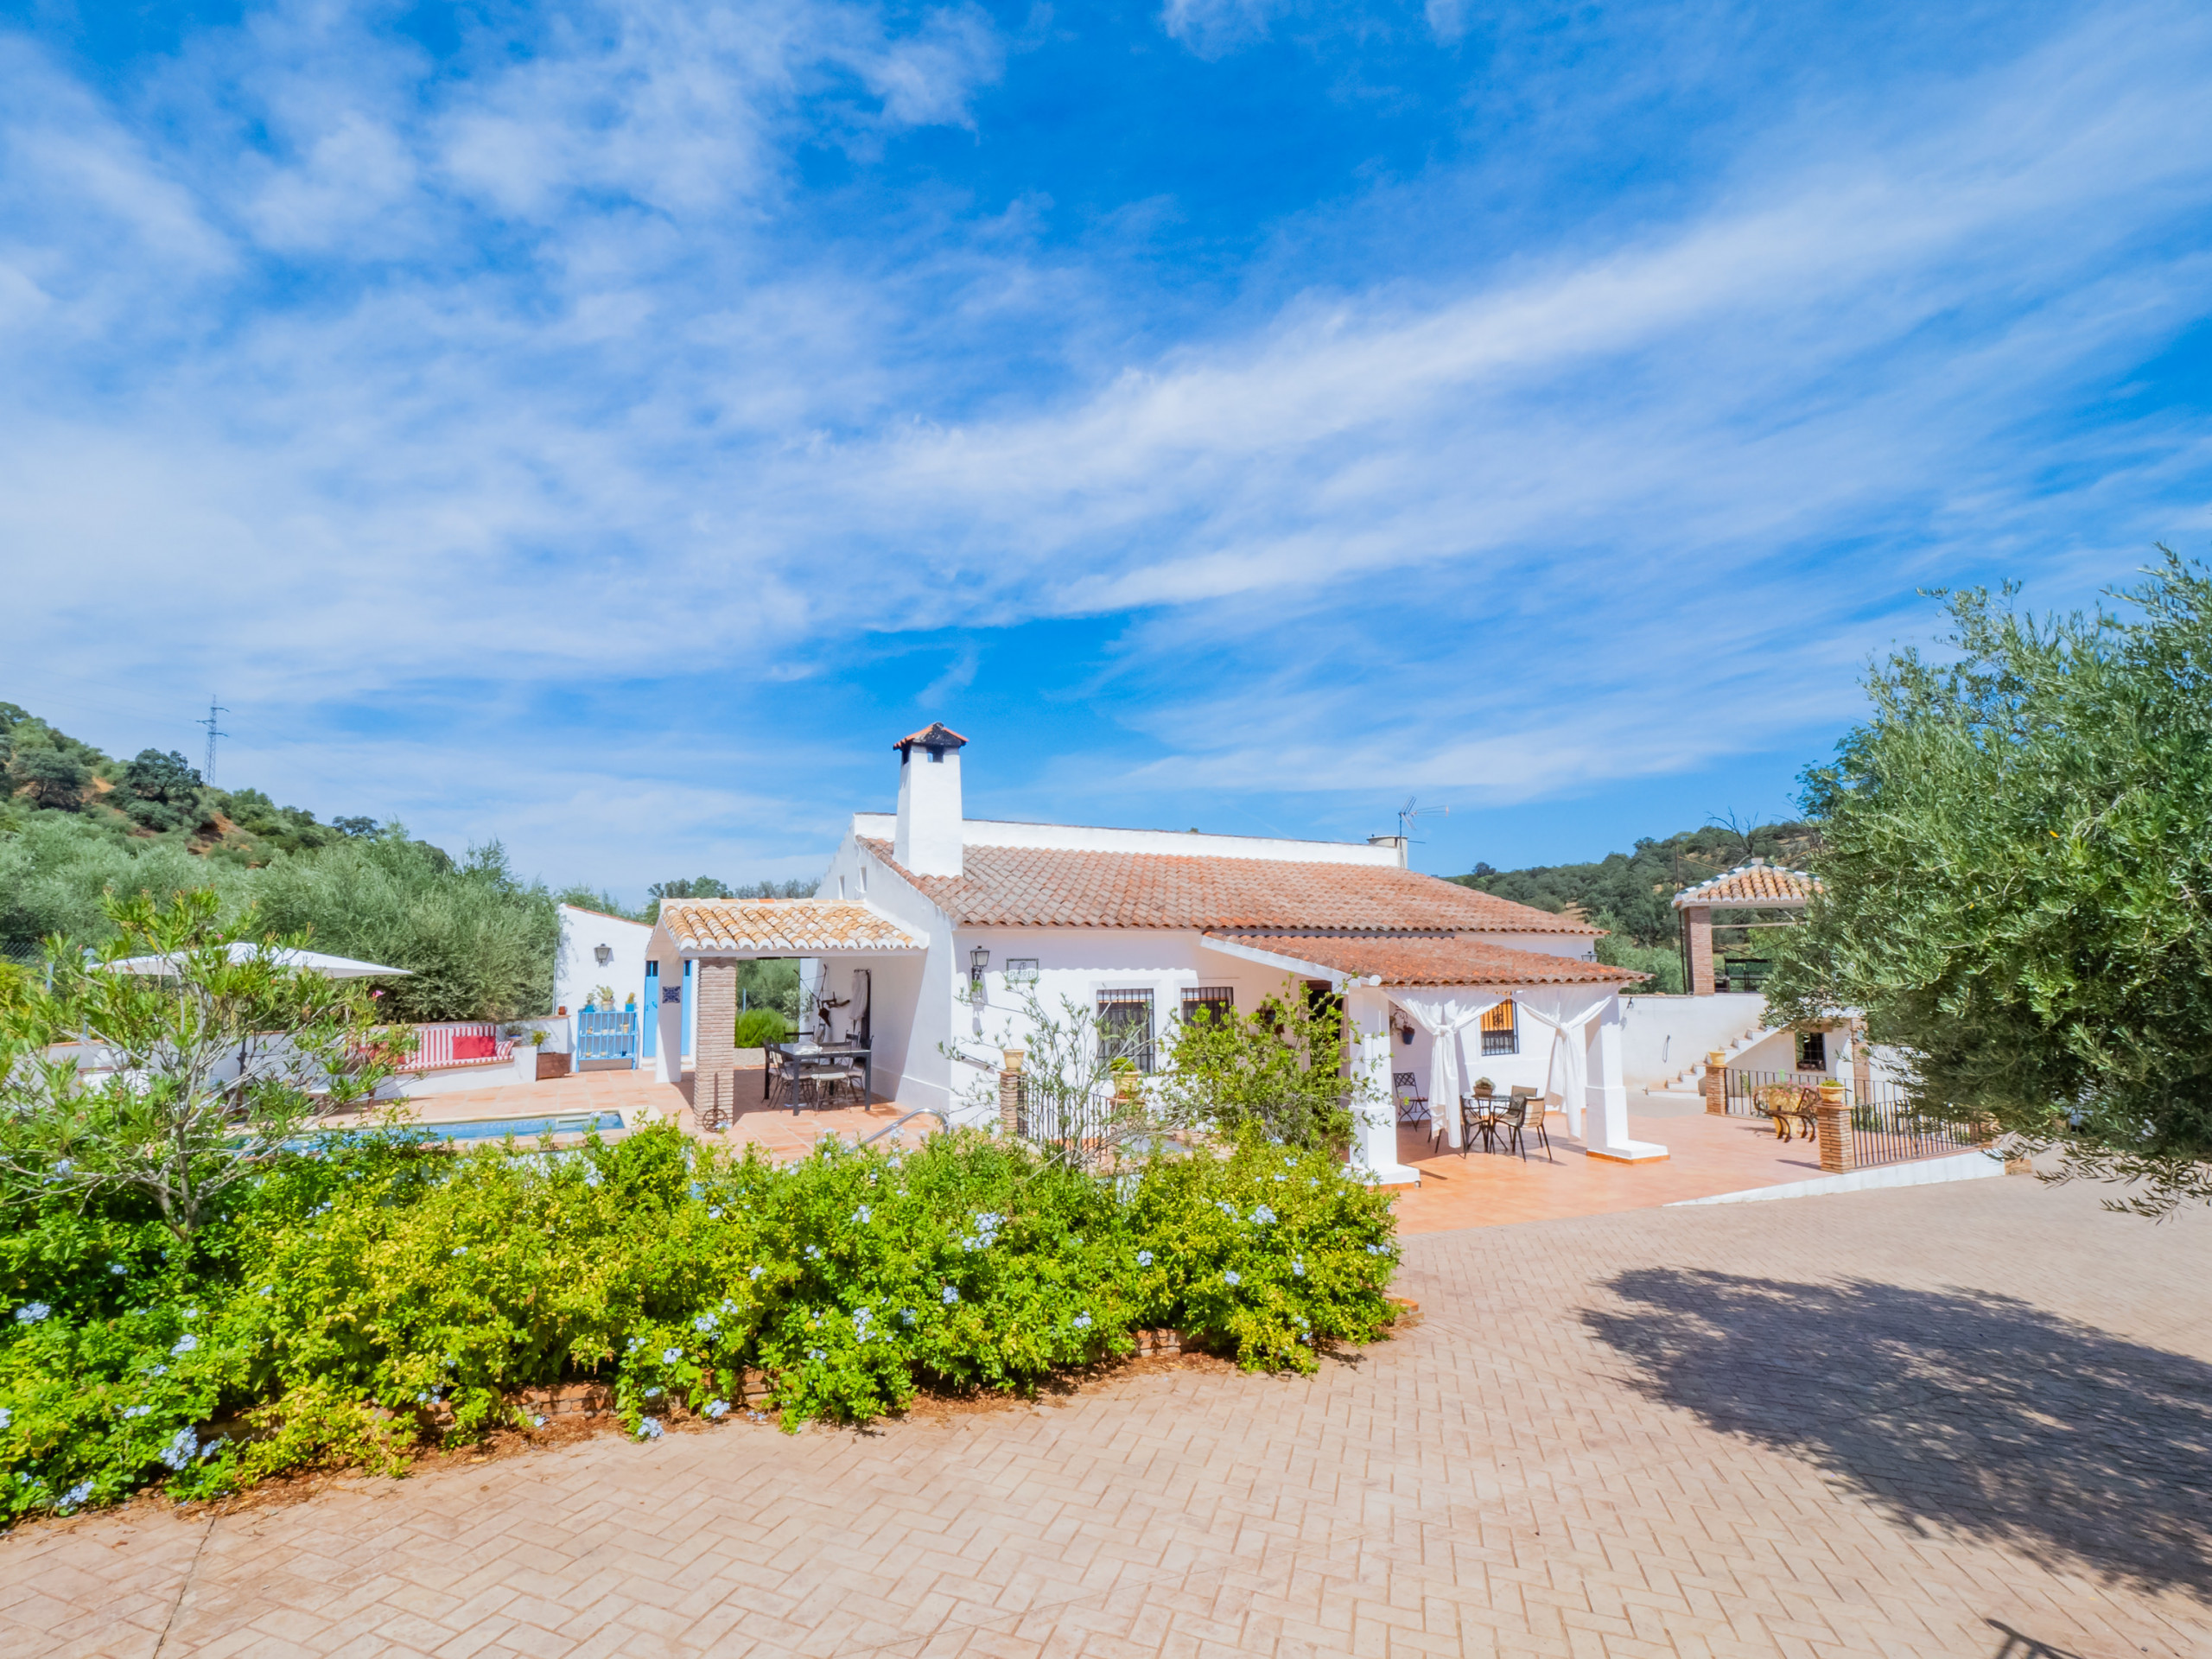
left=733, top=1007, right=791, bottom=1047
left=0, top=1125, right=1398, bottom=1522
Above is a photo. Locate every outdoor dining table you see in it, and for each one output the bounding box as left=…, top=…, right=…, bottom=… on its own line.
left=764, top=1040, right=874, bottom=1110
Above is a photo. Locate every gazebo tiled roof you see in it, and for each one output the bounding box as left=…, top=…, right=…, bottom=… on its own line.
left=655, top=899, right=925, bottom=955
left=858, top=839, right=1596, bottom=934
left=1671, top=863, right=1821, bottom=908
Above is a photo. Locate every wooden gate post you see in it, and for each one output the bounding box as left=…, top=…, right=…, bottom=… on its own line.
left=1815, top=1078, right=1853, bottom=1173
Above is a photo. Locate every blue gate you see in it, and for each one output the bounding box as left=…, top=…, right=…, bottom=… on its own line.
left=575, top=1006, right=639, bottom=1068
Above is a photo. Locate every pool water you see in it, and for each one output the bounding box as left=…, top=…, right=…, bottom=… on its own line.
left=424, top=1111, right=626, bottom=1142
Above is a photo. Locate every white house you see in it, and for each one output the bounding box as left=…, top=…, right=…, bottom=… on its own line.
left=555, top=903, right=653, bottom=1017
left=646, top=723, right=1661, bottom=1180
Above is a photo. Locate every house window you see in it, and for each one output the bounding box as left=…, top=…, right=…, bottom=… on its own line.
left=1796, top=1029, right=1827, bottom=1072
left=1181, top=985, right=1234, bottom=1028
left=1481, top=1000, right=1518, bottom=1057
left=1096, top=988, right=1155, bottom=1073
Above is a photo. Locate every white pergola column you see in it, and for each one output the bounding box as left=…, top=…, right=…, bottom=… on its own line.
left=1345, top=984, right=1421, bottom=1185
left=653, top=957, right=684, bottom=1084
left=1584, top=995, right=1668, bottom=1163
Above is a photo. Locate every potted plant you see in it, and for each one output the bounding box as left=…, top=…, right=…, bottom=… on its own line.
left=1472, top=1077, right=1495, bottom=1097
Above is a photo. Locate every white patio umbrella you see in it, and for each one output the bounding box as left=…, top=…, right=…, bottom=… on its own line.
left=101, top=944, right=413, bottom=978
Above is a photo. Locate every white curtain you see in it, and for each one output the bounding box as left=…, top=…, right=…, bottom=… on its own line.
left=1517, top=989, right=1617, bottom=1137
left=1390, top=992, right=1503, bottom=1147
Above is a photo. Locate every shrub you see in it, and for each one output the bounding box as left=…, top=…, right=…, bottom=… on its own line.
left=0, top=1124, right=1399, bottom=1522
left=734, top=1007, right=791, bottom=1047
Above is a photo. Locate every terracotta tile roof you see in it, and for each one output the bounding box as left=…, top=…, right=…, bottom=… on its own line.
left=657, top=899, right=925, bottom=954
left=1671, top=864, right=1821, bottom=908
left=859, top=839, right=1597, bottom=933
left=893, top=722, right=968, bottom=753
left=1205, top=931, right=1644, bottom=988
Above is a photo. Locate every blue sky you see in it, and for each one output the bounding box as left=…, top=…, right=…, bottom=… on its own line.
left=4, top=0, right=2209, bottom=896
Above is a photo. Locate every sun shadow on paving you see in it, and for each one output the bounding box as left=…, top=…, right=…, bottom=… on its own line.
left=1582, top=1269, right=2212, bottom=1599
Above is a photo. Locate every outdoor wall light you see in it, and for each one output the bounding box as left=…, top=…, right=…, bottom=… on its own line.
left=968, top=947, right=989, bottom=982
left=594, top=944, right=613, bottom=966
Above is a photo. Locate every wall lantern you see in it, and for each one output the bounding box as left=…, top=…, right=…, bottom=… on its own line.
left=968, top=946, right=990, bottom=985
left=594, top=944, right=613, bottom=966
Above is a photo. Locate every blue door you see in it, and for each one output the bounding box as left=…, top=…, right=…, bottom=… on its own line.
left=576, top=1007, right=639, bottom=1068
left=642, top=964, right=659, bottom=1060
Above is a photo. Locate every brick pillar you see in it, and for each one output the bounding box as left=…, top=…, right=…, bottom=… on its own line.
left=1703, top=1051, right=1727, bottom=1115
left=1684, top=906, right=1716, bottom=995
left=693, top=958, right=738, bottom=1110
left=999, top=1046, right=1025, bottom=1136
left=1815, top=1078, right=1852, bottom=1173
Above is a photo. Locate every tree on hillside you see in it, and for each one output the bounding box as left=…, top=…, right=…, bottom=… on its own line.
left=8, top=742, right=92, bottom=810
left=1767, top=550, right=2212, bottom=1214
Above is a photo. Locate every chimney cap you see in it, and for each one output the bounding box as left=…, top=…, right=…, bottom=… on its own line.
left=893, top=721, right=969, bottom=755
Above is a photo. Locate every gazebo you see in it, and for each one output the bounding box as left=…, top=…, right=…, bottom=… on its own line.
left=1672, top=861, right=1821, bottom=995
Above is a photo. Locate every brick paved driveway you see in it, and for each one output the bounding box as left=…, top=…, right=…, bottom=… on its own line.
left=7, top=1175, right=2209, bottom=1658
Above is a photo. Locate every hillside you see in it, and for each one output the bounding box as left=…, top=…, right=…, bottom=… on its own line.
left=1452, top=820, right=1822, bottom=994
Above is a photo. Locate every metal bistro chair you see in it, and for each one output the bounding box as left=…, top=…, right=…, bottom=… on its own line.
left=1456, top=1090, right=1503, bottom=1157
left=1393, top=1071, right=1430, bottom=1127
left=1495, top=1088, right=1553, bottom=1164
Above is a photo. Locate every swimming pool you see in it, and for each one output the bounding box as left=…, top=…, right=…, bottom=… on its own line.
left=423, top=1110, right=626, bottom=1142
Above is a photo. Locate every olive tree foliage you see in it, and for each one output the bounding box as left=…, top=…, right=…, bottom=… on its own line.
left=1766, top=551, right=2212, bottom=1214
left=1154, top=986, right=1365, bottom=1153
left=0, top=890, right=398, bottom=1243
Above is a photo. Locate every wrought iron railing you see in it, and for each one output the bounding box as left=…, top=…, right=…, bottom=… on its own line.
left=1723, top=1069, right=1985, bottom=1168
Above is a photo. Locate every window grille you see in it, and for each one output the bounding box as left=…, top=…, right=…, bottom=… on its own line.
left=1480, top=1000, right=1518, bottom=1057
left=1180, top=985, right=1235, bottom=1028
left=1796, top=1029, right=1827, bottom=1071
left=1096, top=988, right=1155, bottom=1073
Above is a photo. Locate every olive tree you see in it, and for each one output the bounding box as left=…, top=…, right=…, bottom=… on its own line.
left=1767, top=550, right=2212, bottom=1213
left=0, top=890, right=399, bottom=1242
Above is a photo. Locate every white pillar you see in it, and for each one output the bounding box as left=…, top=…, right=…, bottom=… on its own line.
left=1584, top=995, right=1667, bottom=1162
left=1345, top=985, right=1421, bottom=1185
left=653, top=961, right=683, bottom=1084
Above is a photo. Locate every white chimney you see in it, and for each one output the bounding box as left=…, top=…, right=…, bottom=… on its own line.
left=893, top=722, right=967, bottom=876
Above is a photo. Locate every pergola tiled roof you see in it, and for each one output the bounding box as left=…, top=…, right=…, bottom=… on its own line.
left=656, top=899, right=925, bottom=955
left=858, top=839, right=1597, bottom=934
left=1671, top=864, right=1821, bottom=908
left=1204, top=931, right=1643, bottom=989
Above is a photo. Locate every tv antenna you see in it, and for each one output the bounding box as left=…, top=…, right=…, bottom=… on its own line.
left=1396, top=797, right=1448, bottom=842
left=196, top=696, right=229, bottom=785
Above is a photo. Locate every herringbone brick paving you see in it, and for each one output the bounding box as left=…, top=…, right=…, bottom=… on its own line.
left=5, top=1175, right=2209, bottom=1657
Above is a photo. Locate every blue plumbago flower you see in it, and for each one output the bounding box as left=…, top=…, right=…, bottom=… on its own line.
left=809, top=1348, right=825, bottom=1361
left=692, top=1314, right=717, bottom=1333
left=708, top=1208, right=721, bottom=1220
left=0, top=1408, right=10, bottom=1428
left=532, top=1414, right=548, bottom=1428
left=149, top=1365, right=168, bottom=1378
left=1136, top=1250, right=1154, bottom=1267
left=1223, top=1271, right=1241, bottom=1287
left=54, top=1160, right=72, bottom=1173
left=258, top=1285, right=274, bottom=1296
left=1292, top=1260, right=1306, bottom=1277
left=1252, top=1205, right=1276, bottom=1224
left=120, top=1405, right=150, bottom=1420
left=941, top=1286, right=959, bottom=1305
left=748, top=1265, right=766, bottom=1281
left=311, top=1201, right=331, bottom=1215
left=109, top=1263, right=127, bottom=1276
left=199, top=1436, right=228, bottom=1461
left=804, top=1246, right=823, bottom=1261
left=159, top=1427, right=199, bottom=1471
left=636, top=1417, right=664, bottom=1440
left=720, top=1299, right=740, bottom=1315
left=853, top=1205, right=871, bottom=1224
left=662, top=1346, right=683, bottom=1364
left=705, top=1400, right=730, bottom=1420
left=15, top=1302, right=51, bottom=1323
left=583, top=1166, right=602, bottom=1187
left=452, top=1247, right=467, bottom=1256
left=899, top=1308, right=916, bottom=1325
left=627, top=1335, right=645, bottom=1351
left=1074, top=1313, right=1093, bottom=1330
left=181, top=1307, right=198, bottom=1321
left=1214, top=1201, right=1238, bottom=1219
left=59, top=1479, right=94, bottom=1512
left=643, top=1387, right=663, bottom=1399
left=688, top=1183, right=703, bottom=1199
left=171, top=1335, right=198, bottom=1357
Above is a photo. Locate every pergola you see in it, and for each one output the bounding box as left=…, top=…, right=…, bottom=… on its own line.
left=1671, top=861, right=1821, bottom=995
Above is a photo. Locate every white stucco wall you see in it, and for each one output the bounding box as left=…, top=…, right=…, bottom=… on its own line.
left=1616, top=992, right=1773, bottom=1086
left=555, top=906, right=652, bottom=1018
